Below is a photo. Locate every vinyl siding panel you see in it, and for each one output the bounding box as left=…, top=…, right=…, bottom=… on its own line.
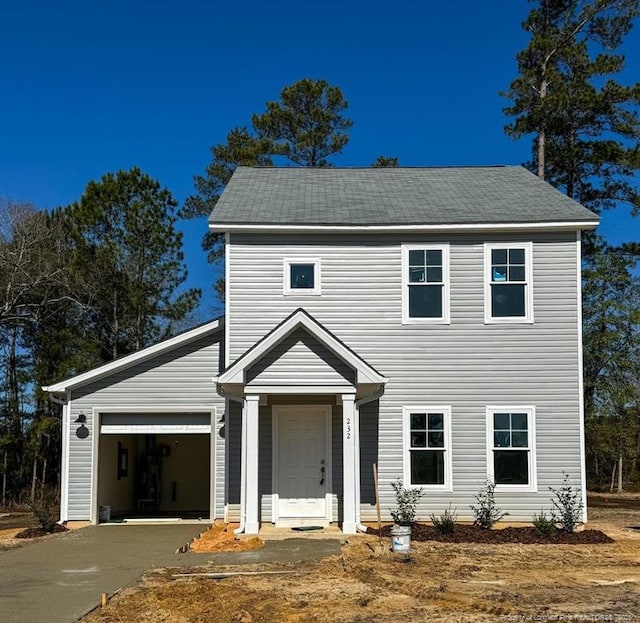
left=228, top=232, right=582, bottom=522
left=66, top=332, right=226, bottom=521
left=246, top=328, right=355, bottom=387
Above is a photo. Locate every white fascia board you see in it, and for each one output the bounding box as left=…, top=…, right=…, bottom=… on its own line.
left=209, top=220, right=599, bottom=234
left=217, top=311, right=387, bottom=386
left=245, top=384, right=357, bottom=395
left=43, top=318, right=224, bottom=393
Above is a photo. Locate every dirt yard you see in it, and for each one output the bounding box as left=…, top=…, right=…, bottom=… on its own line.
left=0, top=511, right=38, bottom=550
left=82, top=495, right=640, bottom=622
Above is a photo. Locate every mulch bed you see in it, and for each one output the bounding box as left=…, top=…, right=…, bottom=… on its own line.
left=15, top=524, right=69, bottom=539
left=367, top=523, right=613, bottom=544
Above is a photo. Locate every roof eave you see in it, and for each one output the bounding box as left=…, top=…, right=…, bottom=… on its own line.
left=217, top=309, right=387, bottom=387
left=43, top=317, right=224, bottom=393
left=209, top=220, right=599, bottom=234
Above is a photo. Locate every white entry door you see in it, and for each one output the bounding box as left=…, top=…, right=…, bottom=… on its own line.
left=275, top=406, right=330, bottom=520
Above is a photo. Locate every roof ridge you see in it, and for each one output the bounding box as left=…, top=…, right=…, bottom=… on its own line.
left=236, top=164, right=515, bottom=171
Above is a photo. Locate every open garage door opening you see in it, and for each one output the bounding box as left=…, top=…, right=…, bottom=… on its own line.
left=97, top=412, right=213, bottom=522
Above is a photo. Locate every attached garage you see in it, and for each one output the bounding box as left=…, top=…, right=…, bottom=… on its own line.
left=43, top=318, right=226, bottom=524
left=97, top=412, right=214, bottom=521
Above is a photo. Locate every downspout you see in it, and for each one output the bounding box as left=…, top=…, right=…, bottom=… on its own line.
left=354, top=384, right=385, bottom=533
left=216, top=382, right=247, bottom=535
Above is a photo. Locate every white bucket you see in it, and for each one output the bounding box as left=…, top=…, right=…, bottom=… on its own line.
left=390, top=524, right=411, bottom=553
left=99, top=505, right=111, bottom=523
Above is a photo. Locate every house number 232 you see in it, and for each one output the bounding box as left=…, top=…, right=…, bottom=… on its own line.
left=346, top=417, right=352, bottom=440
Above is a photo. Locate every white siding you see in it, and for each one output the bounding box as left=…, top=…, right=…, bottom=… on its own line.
left=228, top=232, right=582, bottom=522
left=66, top=331, right=226, bottom=521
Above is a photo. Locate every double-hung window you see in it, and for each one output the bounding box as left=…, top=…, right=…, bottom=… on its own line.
left=486, top=406, right=536, bottom=491
left=403, top=406, right=452, bottom=489
left=484, top=243, right=533, bottom=323
left=283, top=258, right=321, bottom=295
left=402, top=244, right=450, bottom=323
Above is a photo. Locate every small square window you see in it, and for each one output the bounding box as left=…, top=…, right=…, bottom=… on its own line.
left=290, top=264, right=315, bottom=289
left=283, top=259, right=321, bottom=295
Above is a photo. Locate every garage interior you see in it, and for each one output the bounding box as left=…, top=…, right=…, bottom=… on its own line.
left=97, top=413, right=211, bottom=521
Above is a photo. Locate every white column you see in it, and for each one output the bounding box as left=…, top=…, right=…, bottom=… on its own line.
left=244, top=394, right=260, bottom=534
left=342, top=393, right=357, bottom=534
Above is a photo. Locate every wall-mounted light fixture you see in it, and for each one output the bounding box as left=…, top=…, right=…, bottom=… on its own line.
left=75, top=412, right=89, bottom=439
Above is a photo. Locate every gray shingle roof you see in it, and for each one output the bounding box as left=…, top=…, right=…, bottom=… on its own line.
left=209, top=166, right=599, bottom=226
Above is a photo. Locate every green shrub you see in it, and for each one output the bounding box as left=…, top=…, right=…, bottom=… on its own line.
left=532, top=510, right=556, bottom=536
left=26, top=491, right=57, bottom=533
left=470, top=480, right=508, bottom=529
left=550, top=472, right=583, bottom=533
left=390, top=479, right=425, bottom=526
left=430, top=504, right=458, bottom=534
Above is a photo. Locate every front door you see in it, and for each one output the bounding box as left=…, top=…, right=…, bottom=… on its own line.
left=275, top=405, right=330, bottom=520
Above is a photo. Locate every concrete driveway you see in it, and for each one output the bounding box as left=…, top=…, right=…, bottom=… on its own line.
left=0, top=524, right=204, bottom=623
left=0, top=525, right=343, bottom=623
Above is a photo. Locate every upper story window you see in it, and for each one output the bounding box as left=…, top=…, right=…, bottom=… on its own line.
left=403, top=406, right=452, bottom=490
left=283, top=258, right=321, bottom=295
left=484, top=243, right=533, bottom=323
left=402, top=244, right=450, bottom=324
left=486, top=406, right=537, bottom=491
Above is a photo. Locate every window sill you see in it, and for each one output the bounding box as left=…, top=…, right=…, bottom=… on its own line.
left=283, top=291, right=322, bottom=297
left=406, top=484, right=453, bottom=492
left=494, top=484, right=537, bottom=493
left=484, top=317, right=534, bottom=325
left=402, top=318, right=451, bottom=326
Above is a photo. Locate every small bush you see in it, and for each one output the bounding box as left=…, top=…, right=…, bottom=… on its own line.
left=532, top=510, right=556, bottom=536
left=26, top=492, right=57, bottom=533
left=470, top=480, right=508, bottom=529
left=390, top=479, right=425, bottom=526
left=430, top=504, right=458, bottom=534
left=550, top=472, right=583, bottom=533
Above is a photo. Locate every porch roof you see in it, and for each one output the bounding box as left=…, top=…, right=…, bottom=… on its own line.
left=216, top=308, right=387, bottom=388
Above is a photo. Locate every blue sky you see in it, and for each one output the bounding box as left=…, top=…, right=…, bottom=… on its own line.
left=1, top=1, right=638, bottom=317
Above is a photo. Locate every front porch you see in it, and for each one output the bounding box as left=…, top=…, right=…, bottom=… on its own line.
left=216, top=309, right=387, bottom=535
left=227, top=392, right=362, bottom=535
left=257, top=521, right=345, bottom=540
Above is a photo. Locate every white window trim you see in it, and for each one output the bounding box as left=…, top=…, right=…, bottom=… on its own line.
left=486, top=405, right=537, bottom=492
left=483, top=242, right=534, bottom=324
left=401, top=244, right=450, bottom=324
left=402, top=405, right=453, bottom=491
left=283, top=258, right=321, bottom=296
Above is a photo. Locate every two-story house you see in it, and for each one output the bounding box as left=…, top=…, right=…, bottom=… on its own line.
left=45, top=166, right=599, bottom=534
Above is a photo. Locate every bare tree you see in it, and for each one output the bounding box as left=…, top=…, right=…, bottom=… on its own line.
left=0, top=200, right=82, bottom=328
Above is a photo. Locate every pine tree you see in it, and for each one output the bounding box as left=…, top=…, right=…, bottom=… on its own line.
left=502, top=0, right=640, bottom=218
left=69, top=168, right=201, bottom=359
left=184, top=79, right=353, bottom=299
left=252, top=78, right=353, bottom=167
left=503, top=1, right=640, bottom=489
left=371, top=156, right=399, bottom=167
